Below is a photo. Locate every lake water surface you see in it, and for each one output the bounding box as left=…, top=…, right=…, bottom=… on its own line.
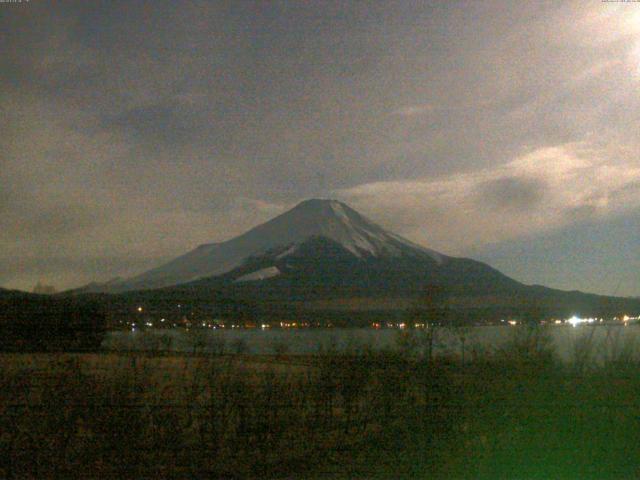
left=103, top=324, right=640, bottom=363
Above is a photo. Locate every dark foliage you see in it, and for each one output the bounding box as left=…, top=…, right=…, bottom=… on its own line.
left=0, top=294, right=106, bottom=352
left=3, top=335, right=640, bottom=478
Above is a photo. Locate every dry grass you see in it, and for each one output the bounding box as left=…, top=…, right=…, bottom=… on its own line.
left=3, top=330, right=640, bottom=479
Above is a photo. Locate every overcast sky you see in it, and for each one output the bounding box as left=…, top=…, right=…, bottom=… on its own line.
left=1, top=0, right=639, bottom=296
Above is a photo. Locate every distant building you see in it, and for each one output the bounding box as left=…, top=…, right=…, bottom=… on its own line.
left=33, top=281, right=57, bottom=295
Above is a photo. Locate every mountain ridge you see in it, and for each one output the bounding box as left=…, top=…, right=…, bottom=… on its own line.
left=85, top=199, right=448, bottom=292
left=67, top=199, right=640, bottom=322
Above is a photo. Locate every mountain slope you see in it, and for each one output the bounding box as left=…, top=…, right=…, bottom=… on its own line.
left=76, top=199, right=640, bottom=322
left=182, top=235, right=522, bottom=298
left=96, top=199, right=447, bottom=292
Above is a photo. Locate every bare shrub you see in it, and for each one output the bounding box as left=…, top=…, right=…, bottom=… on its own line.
left=158, top=333, right=173, bottom=353
left=270, top=339, right=290, bottom=357
left=495, top=323, right=557, bottom=370
left=570, top=327, right=597, bottom=375
left=207, top=333, right=226, bottom=355
left=186, top=329, right=209, bottom=355
left=231, top=337, right=249, bottom=355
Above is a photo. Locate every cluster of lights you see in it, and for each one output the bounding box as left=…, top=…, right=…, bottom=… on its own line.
left=370, top=322, right=430, bottom=329
left=372, top=322, right=429, bottom=329
left=279, top=322, right=310, bottom=328
left=564, top=315, right=640, bottom=327
left=567, top=315, right=592, bottom=327
left=126, top=302, right=640, bottom=332
left=496, top=315, right=640, bottom=327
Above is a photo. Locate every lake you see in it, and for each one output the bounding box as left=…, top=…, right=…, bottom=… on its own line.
left=103, top=324, right=640, bottom=363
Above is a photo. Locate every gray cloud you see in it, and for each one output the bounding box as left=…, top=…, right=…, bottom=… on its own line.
left=0, top=254, right=165, bottom=290
left=19, top=205, right=102, bottom=237
left=477, top=176, right=546, bottom=212
left=2, top=0, right=640, bottom=295
left=338, top=144, right=640, bottom=253
left=100, top=103, right=204, bottom=147
left=564, top=204, right=599, bottom=224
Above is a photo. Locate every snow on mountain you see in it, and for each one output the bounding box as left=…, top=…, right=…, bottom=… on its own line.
left=234, top=266, right=281, bottom=283
left=104, top=199, right=445, bottom=291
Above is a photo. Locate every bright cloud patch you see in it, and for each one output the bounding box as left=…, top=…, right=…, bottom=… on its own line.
left=337, top=144, right=640, bottom=254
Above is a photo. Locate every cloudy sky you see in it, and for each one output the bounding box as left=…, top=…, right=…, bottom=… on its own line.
left=1, top=0, right=639, bottom=296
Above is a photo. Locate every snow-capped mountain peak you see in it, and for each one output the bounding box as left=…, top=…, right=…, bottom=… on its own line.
left=98, top=199, right=444, bottom=291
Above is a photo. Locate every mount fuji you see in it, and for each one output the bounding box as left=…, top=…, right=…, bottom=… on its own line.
left=79, top=199, right=639, bottom=321
left=91, top=199, right=515, bottom=294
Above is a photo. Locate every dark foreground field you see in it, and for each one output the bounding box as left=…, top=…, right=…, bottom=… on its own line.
left=2, top=327, right=640, bottom=479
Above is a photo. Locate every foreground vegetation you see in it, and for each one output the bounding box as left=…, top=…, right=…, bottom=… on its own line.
left=2, top=326, right=640, bottom=479
left=0, top=293, right=106, bottom=352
